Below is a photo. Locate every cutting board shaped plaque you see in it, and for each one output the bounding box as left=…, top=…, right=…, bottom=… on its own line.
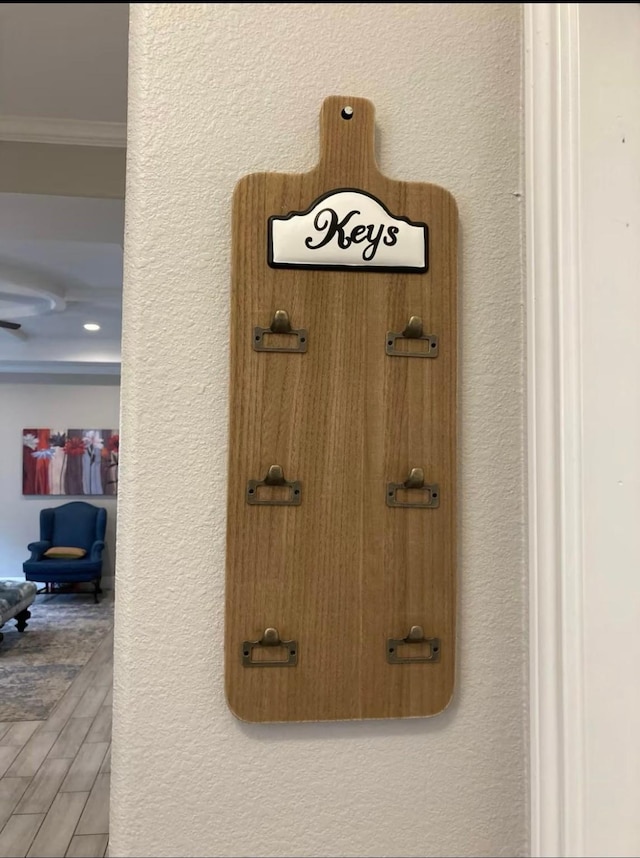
left=226, top=96, right=457, bottom=723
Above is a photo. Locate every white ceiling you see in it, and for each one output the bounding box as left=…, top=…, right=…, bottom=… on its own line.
left=0, top=3, right=129, bottom=376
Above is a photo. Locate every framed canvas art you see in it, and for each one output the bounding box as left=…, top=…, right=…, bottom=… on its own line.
left=22, top=428, right=119, bottom=496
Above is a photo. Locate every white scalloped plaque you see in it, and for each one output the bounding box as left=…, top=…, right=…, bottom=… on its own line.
left=268, top=188, right=428, bottom=272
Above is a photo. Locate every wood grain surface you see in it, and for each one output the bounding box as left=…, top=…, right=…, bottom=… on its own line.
left=226, top=96, right=457, bottom=722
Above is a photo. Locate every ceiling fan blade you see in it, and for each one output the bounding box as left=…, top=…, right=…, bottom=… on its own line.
left=0, top=320, right=21, bottom=330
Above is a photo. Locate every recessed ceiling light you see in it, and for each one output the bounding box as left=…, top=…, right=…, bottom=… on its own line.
left=84, top=323, right=101, bottom=332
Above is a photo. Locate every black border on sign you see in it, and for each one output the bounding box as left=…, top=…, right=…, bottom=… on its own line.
left=267, top=187, right=429, bottom=273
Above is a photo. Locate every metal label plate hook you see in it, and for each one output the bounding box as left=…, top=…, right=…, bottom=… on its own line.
left=386, top=468, right=439, bottom=508
left=253, top=310, right=308, bottom=353
left=247, top=464, right=302, bottom=505
left=386, top=315, right=438, bottom=357
left=242, top=628, right=298, bottom=667
left=387, top=625, right=441, bottom=664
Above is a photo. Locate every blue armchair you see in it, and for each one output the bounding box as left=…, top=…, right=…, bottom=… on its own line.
left=23, top=502, right=107, bottom=602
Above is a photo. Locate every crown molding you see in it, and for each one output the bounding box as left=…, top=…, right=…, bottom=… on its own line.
left=0, top=115, right=126, bottom=148
left=0, top=360, right=121, bottom=376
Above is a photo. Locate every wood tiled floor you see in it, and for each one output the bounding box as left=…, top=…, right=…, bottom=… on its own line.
left=0, top=624, right=113, bottom=857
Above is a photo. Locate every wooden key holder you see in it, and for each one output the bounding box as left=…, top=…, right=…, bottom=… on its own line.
left=225, top=95, right=458, bottom=722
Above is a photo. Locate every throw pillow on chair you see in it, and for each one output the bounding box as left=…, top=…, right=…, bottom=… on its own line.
left=43, top=547, right=87, bottom=559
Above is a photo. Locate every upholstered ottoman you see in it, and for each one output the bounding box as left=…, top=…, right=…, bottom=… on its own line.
left=0, top=581, right=37, bottom=643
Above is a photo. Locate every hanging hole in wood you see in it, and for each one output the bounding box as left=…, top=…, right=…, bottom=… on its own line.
left=253, top=310, right=308, bottom=353
left=386, top=315, right=438, bottom=357
left=341, top=106, right=354, bottom=120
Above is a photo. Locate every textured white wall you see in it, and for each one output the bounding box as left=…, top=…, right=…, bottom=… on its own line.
left=113, top=4, right=526, bottom=856
left=0, top=380, right=120, bottom=586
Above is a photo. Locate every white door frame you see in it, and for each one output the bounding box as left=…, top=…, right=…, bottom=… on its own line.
left=525, top=4, right=585, bottom=856
left=528, top=4, right=640, bottom=854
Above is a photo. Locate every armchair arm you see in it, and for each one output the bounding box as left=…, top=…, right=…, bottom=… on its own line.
left=89, top=540, right=106, bottom=562
left=27, top=540, right=51, bottom=561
